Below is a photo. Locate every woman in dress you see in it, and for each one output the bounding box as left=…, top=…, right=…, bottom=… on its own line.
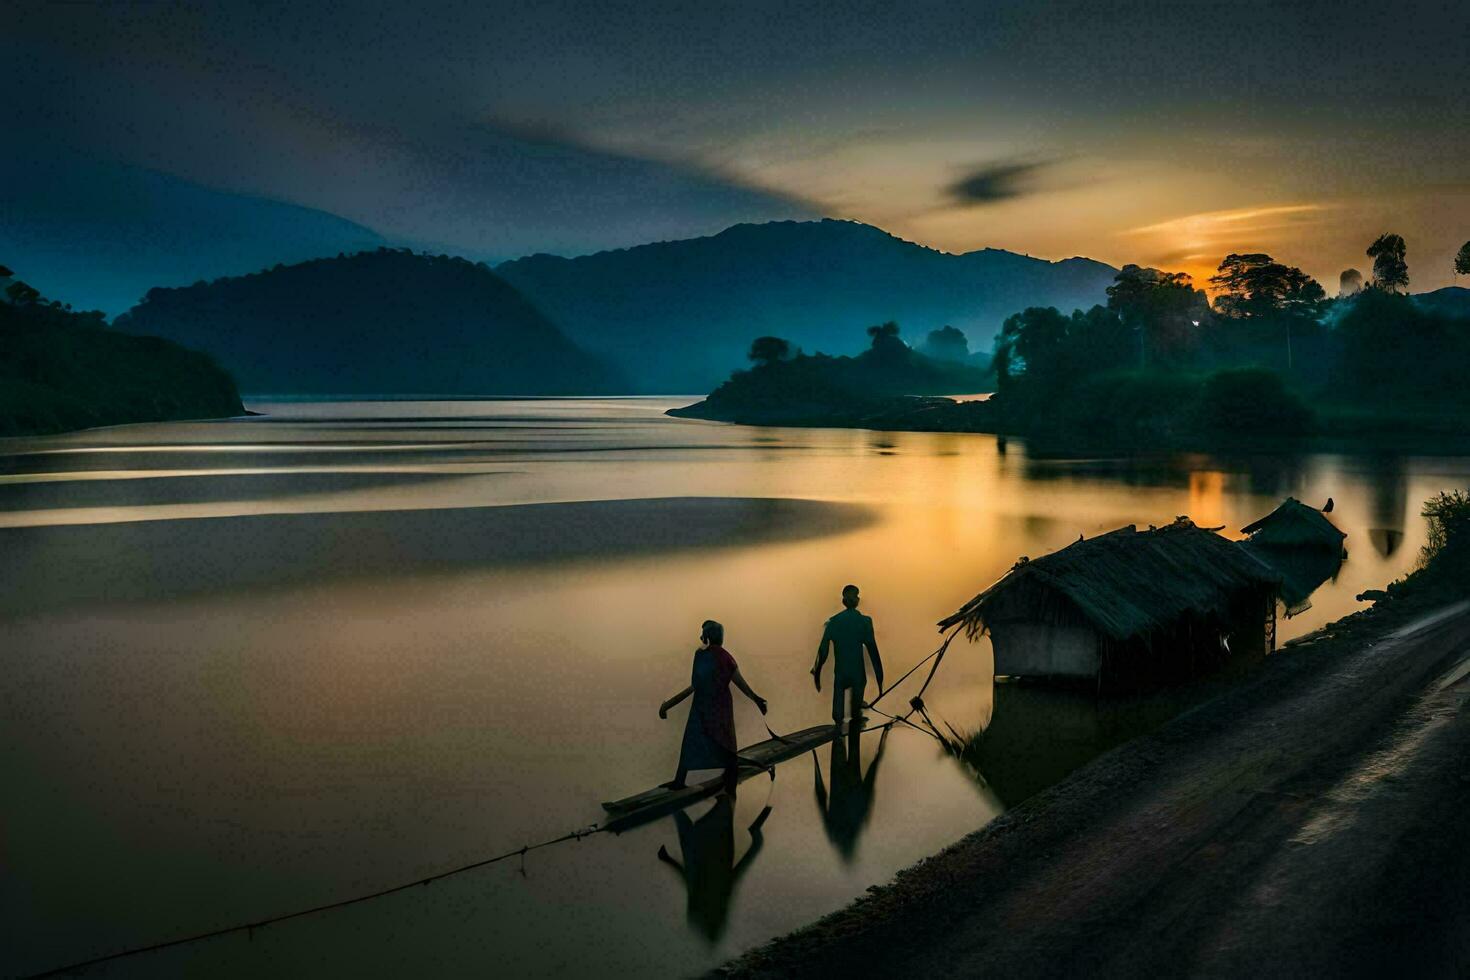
left=659, top=620, right=768, bottom=795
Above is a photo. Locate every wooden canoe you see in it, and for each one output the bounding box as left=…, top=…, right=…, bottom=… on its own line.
left=601, top=723, right=844, bottom=833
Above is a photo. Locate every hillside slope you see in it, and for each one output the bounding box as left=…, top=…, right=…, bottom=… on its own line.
left=498, top=219, right=1117, bottom=392
left=1412, top=285, right=1470, bottom=319
left=0, top=292, right=243, bottom=437
left=115, top=250, right=626, bottom=395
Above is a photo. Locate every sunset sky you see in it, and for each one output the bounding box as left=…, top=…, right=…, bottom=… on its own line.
left=8, top=0, right=1470, bottom=290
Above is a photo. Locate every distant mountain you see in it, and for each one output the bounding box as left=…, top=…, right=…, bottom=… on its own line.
left=1412, top=286, right=1470, bottom=320
left=115, top=250, right=626, bottom=395
left=497, top=219, right=1118, bottom=392
left=0, top=148, right=382, bottom=315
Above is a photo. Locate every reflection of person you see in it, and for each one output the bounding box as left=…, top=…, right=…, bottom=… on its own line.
left=660, top=620, right=768, bottom=796
left=657, top=796, right=772, bottom=944
left=813, top=585, right=884, bottom=726
left=813, top=724, right=888, bottom=861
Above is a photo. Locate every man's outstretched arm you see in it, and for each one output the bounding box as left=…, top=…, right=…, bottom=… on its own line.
left=812, top=622, right=832, bottom=691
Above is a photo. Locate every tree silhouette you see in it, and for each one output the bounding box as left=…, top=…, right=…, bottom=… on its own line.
left=866, top=321, right=899, bottom=342
left=1366, top=234, right=1408, bottom=293
left=1105, top=265, right=1208, bottom=367
left=921, top=325, right=970, bottom=362
left=1338, top=268, right=1363, bottom=297
left=4, top=280, right=42, bottom=306
left=1455, top=241, right=1470, bottom=277
left=995, top=306, right=1069, bottom=392
left=865, top=321, right=906, bottom=356
left=747, top=336, right=791, bottom=366
left=1210, top=254, right=1324, bottom=320
left=1209, top=253, right=1324, bottom=369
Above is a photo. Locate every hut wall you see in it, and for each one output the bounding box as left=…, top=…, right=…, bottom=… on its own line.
left=992, top=622, right=1100, bottom=680
left=1225, top=589, right=1276, bottom=660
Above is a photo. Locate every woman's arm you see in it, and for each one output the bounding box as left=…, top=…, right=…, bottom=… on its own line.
left=731, top=668, right=767, bottom=714
left=659, top=686, right=693, bottom=719
left=731, top=806, right=772, bottom=882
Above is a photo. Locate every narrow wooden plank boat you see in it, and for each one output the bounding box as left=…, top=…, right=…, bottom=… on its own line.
left=601, top=723, right=844, bottom=833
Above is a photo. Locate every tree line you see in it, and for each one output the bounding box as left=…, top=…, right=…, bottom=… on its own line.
left=992, top=232, right=1470, bottom=425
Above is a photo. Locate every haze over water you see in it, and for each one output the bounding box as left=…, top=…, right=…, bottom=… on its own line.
left=3, top=398, right=1464, bottom=976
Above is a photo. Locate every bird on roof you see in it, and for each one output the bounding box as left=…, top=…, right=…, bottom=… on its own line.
left=1323, top=497, right=1334, bottom=513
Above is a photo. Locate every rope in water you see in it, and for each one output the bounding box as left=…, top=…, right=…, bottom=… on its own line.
left=31, top=631, right=965, bottom=978
left=29, top=823, right=604, bottom=978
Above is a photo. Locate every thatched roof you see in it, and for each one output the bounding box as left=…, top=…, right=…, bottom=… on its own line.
left=1240, top=497, right=1345, bottom=549
left=938, top=518, right=1279, bottom=643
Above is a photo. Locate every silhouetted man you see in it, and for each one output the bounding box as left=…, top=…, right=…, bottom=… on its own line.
left=812, top=584, right=883, bottom=727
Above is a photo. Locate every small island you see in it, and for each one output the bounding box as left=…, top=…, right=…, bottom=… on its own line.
left=669, top=322, right=997, bottom=429
left=0, top=267, right=244, bottom=437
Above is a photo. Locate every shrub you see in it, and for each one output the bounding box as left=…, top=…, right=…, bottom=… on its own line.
left=1036, top=370, right=1200, bottom=444
left=1421, top=490, right=1470, bottom=578
left=1192, top=368, right=1313, bottom=435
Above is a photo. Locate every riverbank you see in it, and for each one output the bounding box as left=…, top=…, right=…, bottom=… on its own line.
left=717, top=587, right=1470, bottom=977
left=670, top=392, right=1470, bottom=456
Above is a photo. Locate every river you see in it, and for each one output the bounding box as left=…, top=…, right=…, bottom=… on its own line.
left=3, top=398, right=1466, bottom=976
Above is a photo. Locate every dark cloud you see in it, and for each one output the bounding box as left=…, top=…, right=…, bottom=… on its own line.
left=1, top=5, right=821, bottom=266
left=946, top=160, right=1057, bottom=206
left=4, top=0, right=1468, bottom=277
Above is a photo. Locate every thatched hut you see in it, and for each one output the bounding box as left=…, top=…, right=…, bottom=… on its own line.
left=938, top=518, right=1281, bottom=686
left=1240, top=497, right=1346, bottom=615
left=1240, top=497, right=1345, bottom=551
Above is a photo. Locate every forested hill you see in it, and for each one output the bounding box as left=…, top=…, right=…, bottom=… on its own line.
left=0, top=288, right=243, bottom=437
left=497, top=219, right=1117, bottom=393
left=115, top=250, right=626, bottom=395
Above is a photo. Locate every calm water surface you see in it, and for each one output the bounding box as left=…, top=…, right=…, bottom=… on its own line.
left=3, top=398, right=1466, bottom=976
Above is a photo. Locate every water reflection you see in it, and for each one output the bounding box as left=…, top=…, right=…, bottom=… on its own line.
left=656, top=798, right=772, bottom=944
left=1362, top=455, right=1408, bottom=557
left=812, top=725, right=889, bottom=862
left=1021, top=451, right=1314, bottom=503
left=949, top=682, right=1221, bottom=808
left=7, top=400, right=1470, bottom=977
left=1187, top=469, right=1228, bottom=529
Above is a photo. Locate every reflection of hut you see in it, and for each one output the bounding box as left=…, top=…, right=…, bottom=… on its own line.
left=952, top=684, right=1213, bottom=807
left=1240, top=498, right=1346, bottom=616
left=939, top=519, right=1280, bottom=687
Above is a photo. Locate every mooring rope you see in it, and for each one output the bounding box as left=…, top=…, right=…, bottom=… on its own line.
left=852, top=624, right=964, bottom=748
left=863, top=702, right=940, bottom=741
left=867, top=624, right=962, bottom=712
left=29, top=822, right=605, bottom=978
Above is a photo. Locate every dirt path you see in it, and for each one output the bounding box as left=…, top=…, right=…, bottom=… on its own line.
left=719, top=600, right=1470, bottom=979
